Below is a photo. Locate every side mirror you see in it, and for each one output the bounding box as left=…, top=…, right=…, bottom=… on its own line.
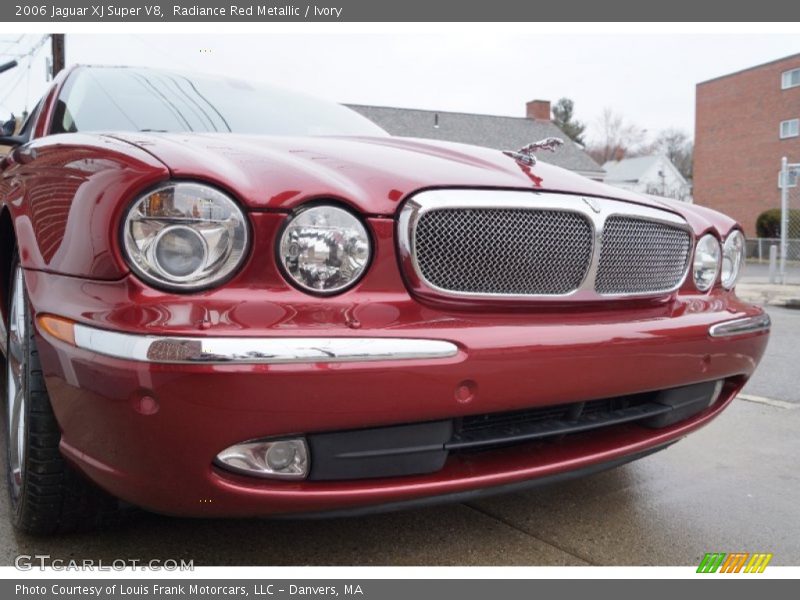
left=0, top=114, right=25, bottom=147
left=1, top=114, right=17, bottom=136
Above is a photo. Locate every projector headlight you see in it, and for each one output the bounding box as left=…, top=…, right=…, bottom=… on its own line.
left=721, top=230, right=746, bottom=290
left=122, top=183, right=249, bottom=290
left=693, top=233, right=721, bottom=292
left=278, top=205, right=371, bottom=294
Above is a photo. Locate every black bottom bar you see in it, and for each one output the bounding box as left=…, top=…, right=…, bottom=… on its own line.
left=305, top=380, right=720, bottom=481
left=279, top=442, right=676, bottom=519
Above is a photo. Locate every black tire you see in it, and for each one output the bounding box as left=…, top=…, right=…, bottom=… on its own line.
left=4, top=254, right=119, bottom=534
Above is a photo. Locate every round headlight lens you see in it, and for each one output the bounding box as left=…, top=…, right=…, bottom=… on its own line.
left=693, top=233, right=721, bottom=292
left=721, top=230, right=746, bottom=289
left=123, top=183, right=249, bottom=290
left=153, top=225, right=208, bottom=278
left=278, top=205, right=371, bottom=294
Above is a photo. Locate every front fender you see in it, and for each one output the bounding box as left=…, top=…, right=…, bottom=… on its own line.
left=0, top=133, right=169, bottom=279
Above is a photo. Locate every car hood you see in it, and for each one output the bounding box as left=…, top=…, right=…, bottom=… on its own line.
left=109, top=132, right=728, bottom=232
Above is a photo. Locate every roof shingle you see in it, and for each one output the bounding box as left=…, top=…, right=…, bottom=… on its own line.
left=346, top=104, right=604, bottom=176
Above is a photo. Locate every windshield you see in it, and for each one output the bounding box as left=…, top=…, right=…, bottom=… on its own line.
left=51, top=66, right=387, bottom=137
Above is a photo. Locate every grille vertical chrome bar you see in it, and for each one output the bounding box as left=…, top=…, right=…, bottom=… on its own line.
left=398, top=190, right=694, bottom=302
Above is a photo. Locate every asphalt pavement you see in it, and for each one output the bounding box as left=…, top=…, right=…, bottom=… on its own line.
left=742, top=306, right=799, bottom=404
left=739, top=261, right=799, bottom=403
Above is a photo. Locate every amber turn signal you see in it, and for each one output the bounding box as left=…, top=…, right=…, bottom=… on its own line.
left=36, top=314, right=77, bottom=346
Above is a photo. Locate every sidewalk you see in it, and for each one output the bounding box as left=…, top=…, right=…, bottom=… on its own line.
left=735, top=281, right=800, bottom=307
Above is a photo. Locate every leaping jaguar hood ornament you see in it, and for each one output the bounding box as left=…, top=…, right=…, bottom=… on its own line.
left=503, top=137, right=564, bottom=166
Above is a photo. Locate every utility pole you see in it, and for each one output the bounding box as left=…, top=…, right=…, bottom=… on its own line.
left=50, top=34, right=65, bottom=78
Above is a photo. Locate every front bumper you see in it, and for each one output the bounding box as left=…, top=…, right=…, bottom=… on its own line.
left=28, top=271, right=770, bottom=517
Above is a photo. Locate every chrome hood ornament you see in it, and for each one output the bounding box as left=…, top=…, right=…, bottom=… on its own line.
left=503, top=137, right=564, bottom=166
left=582, top=197, right=601, bottom=213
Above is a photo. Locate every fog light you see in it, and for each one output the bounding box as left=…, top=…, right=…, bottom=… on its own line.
left=266, top=443, right=296, bottom=471
left=215, top=438, right=309, bottom=480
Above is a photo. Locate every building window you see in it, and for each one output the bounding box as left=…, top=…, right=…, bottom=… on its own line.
left=780, top=118, right=799, bottom=139
left=783, top=68, right=800, bottom=89
left=779, top=169, right=799, bottom=188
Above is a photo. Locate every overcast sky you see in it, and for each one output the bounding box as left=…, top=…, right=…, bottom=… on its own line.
left=1, top=33, right=798, bottom=143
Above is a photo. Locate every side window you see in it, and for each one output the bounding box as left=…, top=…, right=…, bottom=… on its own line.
left=780, top=118, right=799, bottom=139
left=782, top=68, right=800, bottom=90
left=17, top=100, right=43, bottom=139
left=50, top=71, right=85, bottom=135
left=779, top=169, right=799, bottom=188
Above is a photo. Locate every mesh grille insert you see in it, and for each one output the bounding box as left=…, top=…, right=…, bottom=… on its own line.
left=595, top=217, right=691, bottom=294
left=414, top=208, right=593, bottom=296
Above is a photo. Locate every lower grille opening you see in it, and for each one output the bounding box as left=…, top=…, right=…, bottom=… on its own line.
left=299, top=380, right=725, bottom=481
left=450, top=392, right=662, bottom=451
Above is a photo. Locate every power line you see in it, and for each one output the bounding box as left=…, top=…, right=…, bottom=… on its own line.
left=0, top=35, right=25, bottom=57
left=21, top=35, right=50, bottom=59
left=0, top=35, right=50, bottom=111
left=24, top=54, right=32, bottom=111
left=0, top=65, right=30, bottom=111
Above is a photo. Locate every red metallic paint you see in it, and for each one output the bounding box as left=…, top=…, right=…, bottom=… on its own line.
left=26, top=250, right=767, bottom=515
left=110, top=131, right=737, bottom=229
left=2, top=130, right=737, bottom=288
left=36, top=313, right=756, bottom=517
left=1, top=66, right=769, bottom=517
left=2, top=135, right=169, bottom=278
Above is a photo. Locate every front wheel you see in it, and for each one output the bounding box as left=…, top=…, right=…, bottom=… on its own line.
left=4, top=256, right=117, bottom=534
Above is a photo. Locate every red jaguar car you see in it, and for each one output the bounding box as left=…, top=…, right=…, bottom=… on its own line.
left=0, top=65, right=769, bottom=533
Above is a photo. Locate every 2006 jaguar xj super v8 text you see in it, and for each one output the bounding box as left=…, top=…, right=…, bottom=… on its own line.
left=0, top=65, right=769, bottom=533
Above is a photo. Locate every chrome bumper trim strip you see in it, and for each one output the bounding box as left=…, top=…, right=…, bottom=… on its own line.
left=708, top=313, right=771, bottom=338
left=72, top=324, right=459, bottom=364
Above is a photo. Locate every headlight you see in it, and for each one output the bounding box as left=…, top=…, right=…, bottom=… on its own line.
left=692, top=233, right=721, bottom=292
left=721, top=230, right=746, bottom=289
left=122, top=183, right=249, bottom=290
left=278, top=205, right=371, bottom=294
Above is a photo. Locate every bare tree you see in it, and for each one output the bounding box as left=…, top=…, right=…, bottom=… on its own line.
left=586, top=108, right=647, bottom=164
left=652, top=128, right=693, bottom=180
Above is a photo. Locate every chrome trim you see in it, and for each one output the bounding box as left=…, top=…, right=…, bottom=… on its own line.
left=0, top=308, right=7, bottom=358
left=121, top=182, right=251, bottom=292
left=71, top=323, right=458, bottom=364
left=708, top=313, right=771, bottom=338
left=215, top=438, right=309, bottom=480
left=7, top=264, right=27, bottom=498
left=398, top=189, right=694, bottom=302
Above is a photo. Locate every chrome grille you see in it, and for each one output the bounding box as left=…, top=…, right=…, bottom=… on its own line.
left=595, top=217, right=692, bottom=294
left=399, top=190, right=693, bottom=301
left=414, top=208, right=593, bottom=295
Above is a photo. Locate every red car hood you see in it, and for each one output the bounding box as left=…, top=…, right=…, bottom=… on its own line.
left=110, top=132, right=729, bottom=232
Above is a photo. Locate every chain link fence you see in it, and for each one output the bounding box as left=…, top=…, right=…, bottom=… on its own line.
left=777, top=158, right=800, bottom=284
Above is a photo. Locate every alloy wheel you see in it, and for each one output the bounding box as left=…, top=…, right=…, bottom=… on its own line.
left=6, top=265, right=27, bottom=499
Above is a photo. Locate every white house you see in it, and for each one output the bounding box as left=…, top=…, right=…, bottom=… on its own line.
left=602, top=155, right=692, bottom=202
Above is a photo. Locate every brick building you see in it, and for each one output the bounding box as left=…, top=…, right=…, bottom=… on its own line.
left=694, top=53, right=800, bottom=236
